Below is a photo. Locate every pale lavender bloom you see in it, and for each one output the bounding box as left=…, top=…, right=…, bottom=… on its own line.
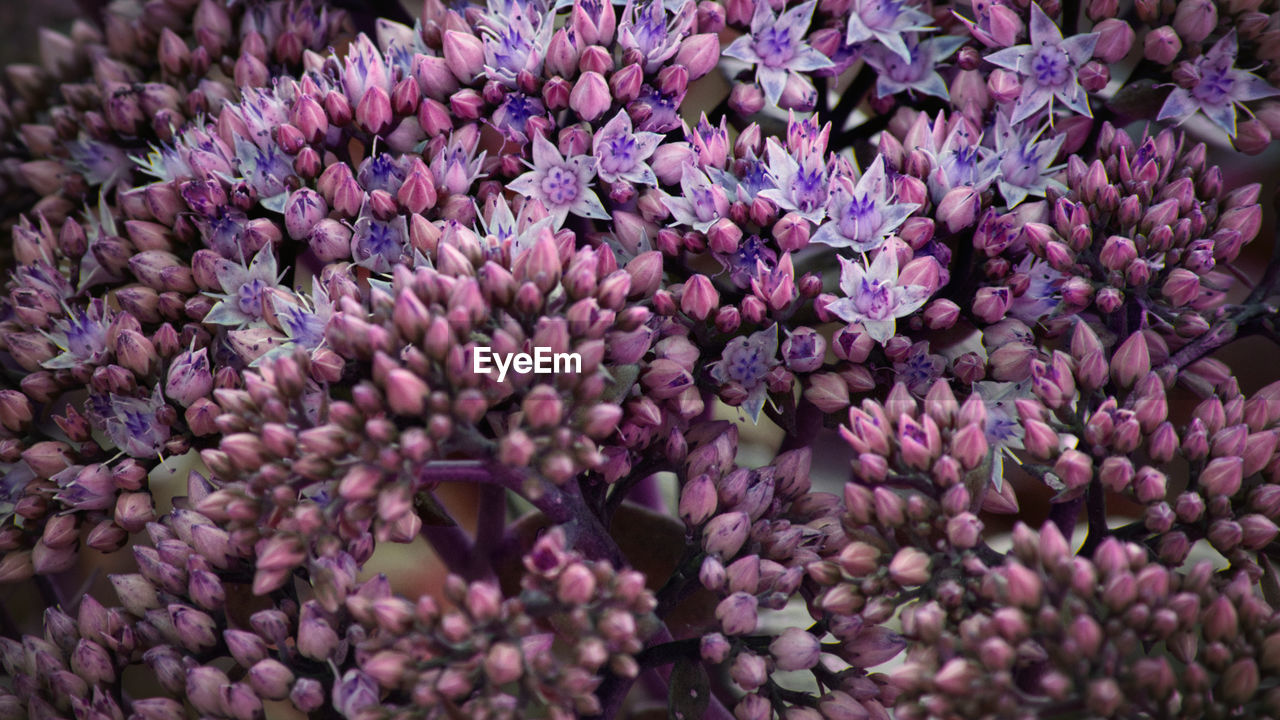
left=232, top=87, right=293, bottom=151
left=341, top=34, right=392, bottom=105
left=271, top=284, right=334, bottom=352
left=993, top=112, right=1066, bottom=208
left=593, top=111, right=662, bottom=185
left=491, top=94, right=546, bottom=140
left=812, top=156, right=917, bottom=252
left=375, top=18, right=429, bottom=73
left=718, top=234, right=777, bottom=288
left=205, top=247, right=286, bottom=326
left=975, top=379, right=1032, bottom=490
left=43, top=299, right=112, bottom=369
left=925, top=123, right=1000, bottom=203
left=894, top=341, right=945, bottom=395
left=619, top=0, right=697, bottom=73
left=352, top=214, right=410, bottom=272
left=662, top=164, right=730, bottom=232
left=723, top=0, right=834, bottom=106
left=357, top=153, right=410, bottom=195
left=429, top=127, right=488, bottom=196
left=477, top=194, right=553, bottom=259
left=1157, top=32, right=1280, bottom=138
left=509, top=133, right=609, bottom=229
left=194, top=208, right=251, bottom=258
left=101, top=386, right=171, bottom=459
left=332, top=669, right=380, bottom=719
left=633, top=84, right=686, bottom=133
left=759, top=138, right=830, bottom=223
left=984, top=3, right=1097, bottom=123
left=846, top=0, right=935, bottom=63
left=686, top=114, right=730, bottom=169
left=480, top=0, right=553, bottom=87
left=709, top=154, right=774, bottom=203
left=865, top=33, right=967, bottom=100
left=231, top=133, right=293, bottom=202
left=709, top=323, right=780, bottom=423
left=828, top=250, right=931, bottom=343
left=67, top=137, right=130, bottom=187
left=1007, top=256, right=1065, bottom=324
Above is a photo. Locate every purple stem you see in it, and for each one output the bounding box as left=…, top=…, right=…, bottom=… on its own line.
left=468, top=485, right=505, bottom=581
left=626, top=473, right=667, bottom=514
left=419, top=524, right=480, bottom=579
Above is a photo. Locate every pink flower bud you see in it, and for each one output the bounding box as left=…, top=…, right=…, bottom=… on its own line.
left=770, top=627, right=821, bottom=671
left=569, top=71, right=610, bottom=122
left=888, top=547, right=930, bottom=586
left=715, top=592, right=758, bottom=635
left=703, top=511, right=750, bottom=558
left=443, top=31, right=485, bottom=82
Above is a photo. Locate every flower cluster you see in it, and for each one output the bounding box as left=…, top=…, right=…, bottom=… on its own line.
left=0, top=0, right=1279, bottom=717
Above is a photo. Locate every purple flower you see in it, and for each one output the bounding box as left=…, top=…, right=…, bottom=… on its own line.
left=479, top=195, right=554, bottom=260
left=709, top=154, right=775, bottom=203
left=828, top=250, right=931, bottom=343
left=332, top=669, right=380, bottom=718
left=619, top=0, right=697, bottom=73
left=1157, top=32, right=1280, bottom=138
left=812, top=156, right=917, bottom=251
left=352, top=214, right=410, bottom=272
left=984, top=3, right=1098, bottom=123
left=845, top=0, right=935, bottom=63
left=357, top=153, right=410, bottom=195
left=492, top=94, right=547, bottom=140
left=1007, top=256, right=1065, bottom=324
left=709, top=324, right=780, bottom=422
left=509, top=133, right=609, bottom=229
left=719, top=234, right=778, bottom=288
left=267, top=285, right=334, bottom=356
left=341, top=34, right=392, bottom=105
left=194, top=208, right=251, bottom=258
left=42, top=299, right=112, bottom=370
left=975, top=379, right=1032, bottom=490
left=480, top=0, right=552, bottom=86
left=894, top=341, right=945, bottom=395
left=723, top=0, right=834, bottom=107
left=759, top=137, right=830, bottom=223
left=205, top=247, right=284, bottom=326
left=593, top=111, right=662, bottom=185
left=67, top=137, right=130, bottom=187
left=865, top=33, right=966, bottom=100
left=925, top=122, right=1000, bottom=202
left=99, top=386, right=171, bottom=459
left=993, top=112, right=1066, bottom=207
left=662, top=164, right=730, bottom=232
left=430, top=128, right=488, bottom=196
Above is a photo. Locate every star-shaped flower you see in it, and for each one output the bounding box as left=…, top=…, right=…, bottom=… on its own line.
left=723, top=0, right=834, bottom=107
left=865, top=33, right=967, bottom=101
left=759, top=137, right=831, bottom=223
left=812, top=156, right=917, bottom=252
left=984, top=3, right=1098, bottom=123
left=846, top=0, right=935, bottom=63
left=709, top=323, right=780, bottom=423
left=662, top=164, right=729, bottom=232
left=204, top=246, right=287, bottom=327
left=993, top=111, right=1066, bottom=208
left=509, top=133, right=609, bottom=229
left=828, top=250, right=931, bottom=343
left=1157, top=31, right=1280, bottom=138
left=593, top=111, right=662, bottom=185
